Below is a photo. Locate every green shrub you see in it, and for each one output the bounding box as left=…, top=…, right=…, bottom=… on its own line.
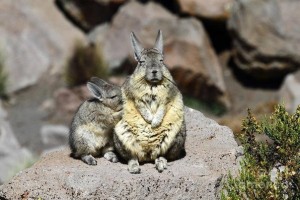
left=221, top=104, right=300, bottom=200
left=64, top=41, right=108, bottom=87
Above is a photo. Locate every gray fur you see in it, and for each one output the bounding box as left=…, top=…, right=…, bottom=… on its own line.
left=69, top=77, right=123, bottom=165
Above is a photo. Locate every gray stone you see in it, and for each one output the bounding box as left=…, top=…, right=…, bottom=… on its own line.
left=54, top=86, right=91, bottom=123
left=40, top=125, right=69, bottom=150
left=176, top=0, right=233, bottom=20
left=89, top=1, right=230, bottom=108
left=270, top=164, right=285, bottom=183
left=228, top=0, right=300, bottom=78
left=0, top=0, right=85, bottom=93
left=234, top=146, right=244, bottom=158
left=0, top=101, right=33, bottom=184
left=0, top=107, right=239, bottom=199
left=279, top=70, right=300, bottom=113
left=56, top=0, right=127, bottom=32
left=88, top=1, right=176, bottom=70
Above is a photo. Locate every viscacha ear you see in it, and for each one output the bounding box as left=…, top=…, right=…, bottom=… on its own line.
left=130, top=32, right=143, bottom=61
left=87, top=82, right=104, bottom=101
left=90, top=77, right=108, bottom=87
left=154, top=30, right=163, bottom=54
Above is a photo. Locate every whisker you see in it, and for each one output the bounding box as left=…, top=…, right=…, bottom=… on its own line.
left=163, top=75, right=177, bottom=86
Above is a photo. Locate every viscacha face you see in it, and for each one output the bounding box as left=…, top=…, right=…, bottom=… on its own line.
left=138, top=49, right=164, bottom=85
left=102, top=84, right=122, bottom=111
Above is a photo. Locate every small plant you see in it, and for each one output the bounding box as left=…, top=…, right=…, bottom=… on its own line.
left=64, top=41, right=108, bottom=87
left=0, top=52, right=8, bottom=98
left=221, top=104, right=300, bottom=200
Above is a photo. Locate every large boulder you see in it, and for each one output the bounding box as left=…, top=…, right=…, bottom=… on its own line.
left=0, top=101, right=33, bottom=184
left=228, top=0, right=300, bottom=79
left=0, top=107, right=239, bottom=199
left=53, top=86, right=91, bottom=123
left=0, top=0, right=85, bottom=93
left=89, top=1, right=230, bottom=108
left=56, top=0, right=127, bottom=32
left=279, top=70, right=300, bottom=113
left=176, top=0, right=233, bottom=20
left=40, top=124, right=69, bottom=151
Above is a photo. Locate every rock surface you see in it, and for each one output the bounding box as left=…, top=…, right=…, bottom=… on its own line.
left=56, top=0, right=127, bottom=32
left=0, top=101, right=32, bottom=184
left=89, top=1, right=230, bottom=108
left=176, top=0, right=232, bottom=20
left=0, top=0, right=85, bottom=93
left=54, top=86, right=91, bottom=123
left=0, top=107, right=239, bottom=199
left=40, top=124, right=69, bottom=151
left=279, top=70, right=300, bottom=113
left=228, top=0, right=300, bottom=78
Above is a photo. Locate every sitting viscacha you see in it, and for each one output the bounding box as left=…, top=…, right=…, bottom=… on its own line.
left=69, top=77, right=123, bottom=165
left=114, top=30, right=186, bottom=173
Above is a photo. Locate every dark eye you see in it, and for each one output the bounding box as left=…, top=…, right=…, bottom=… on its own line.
left=139, top=60, right=145, bottom=64
left=110, top=95, right=117, bottom=99
left=160, top=59, right=163, bottom=63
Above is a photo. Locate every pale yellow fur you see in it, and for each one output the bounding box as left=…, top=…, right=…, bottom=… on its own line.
left=115, top=68, right=184, bottom=162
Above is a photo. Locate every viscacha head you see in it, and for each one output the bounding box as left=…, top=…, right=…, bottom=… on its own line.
left=130, top=30, right=167, bottom=85
left=87, top=77, right=122, bottom=111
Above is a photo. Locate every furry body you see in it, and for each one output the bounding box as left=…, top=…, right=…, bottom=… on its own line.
left=70, top=99, right=122, bottom=158
left=115, top=70, right=185, bottom=162
left=69, top=78, right=122, bottom=165
left=114, top=48, right=186, bottom=169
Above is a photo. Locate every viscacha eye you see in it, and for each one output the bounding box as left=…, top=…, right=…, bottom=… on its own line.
left=139, top=60, right=145, bottom=64
left=111, top=95, right=117, bottom=99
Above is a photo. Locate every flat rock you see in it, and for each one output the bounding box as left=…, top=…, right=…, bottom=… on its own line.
left=0, top=0, right=85, bottom=93
left=0, top=107, right=239, bottom=199
left=228, top=0, right=300, bottom=78
left=89, top=1, right=230, bottom=108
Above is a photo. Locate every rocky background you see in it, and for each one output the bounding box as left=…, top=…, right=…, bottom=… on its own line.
left=0, top=0, right=299, bottom=185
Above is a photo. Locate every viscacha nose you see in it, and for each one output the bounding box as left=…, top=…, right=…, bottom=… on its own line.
left=152, top=69, right=158, bottom=74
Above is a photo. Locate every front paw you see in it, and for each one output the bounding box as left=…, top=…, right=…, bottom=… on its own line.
left=144, top=115, right=153, bottom=124
left=151, top=118, right=161, bottom=128
left=113, top=110, right=123, bottom=120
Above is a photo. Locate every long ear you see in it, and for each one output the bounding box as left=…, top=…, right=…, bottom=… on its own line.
left=154, top=30, right=163, bottom=54
left=130, top=32, right=143, bottom=61
left=90, top=77, right=107, bottom=87
left=87, top=82, right=104, bottom=101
